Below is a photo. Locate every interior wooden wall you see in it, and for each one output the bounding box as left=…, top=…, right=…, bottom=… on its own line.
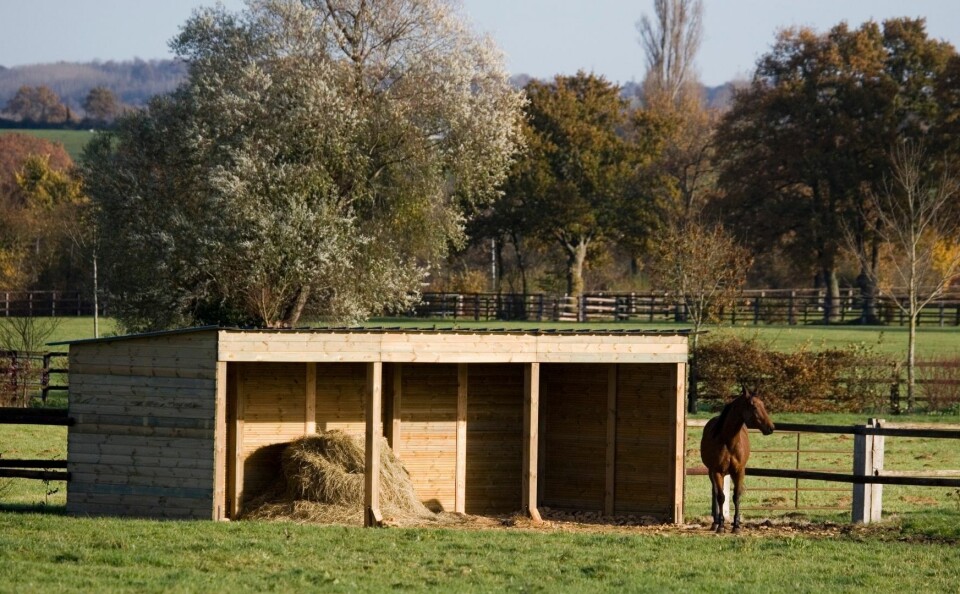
left=614, top=363, right=677, bottom=515
left=540, top=364, right=608, bottom=511
left=465, top=364, right=524, bottom=514
left=237, top=362, right=306, bottom=508
left=315, top=362, right=366, bottom=436
left=539, top=363, right=678, bottom=519
left=396, top=364, right=458, bottom=511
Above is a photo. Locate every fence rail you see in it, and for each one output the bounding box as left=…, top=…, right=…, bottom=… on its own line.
left=408, top=289, right=960, bottom=326
left=687, top=419, right=960, bottom=524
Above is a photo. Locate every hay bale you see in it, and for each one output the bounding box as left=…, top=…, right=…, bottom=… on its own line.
left=244, top=430, right=435, bottom=525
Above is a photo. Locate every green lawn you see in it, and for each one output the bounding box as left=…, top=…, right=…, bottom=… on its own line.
left=0, top=511, right=958, bottom=593
left=0, top=129, right=98, bottom=161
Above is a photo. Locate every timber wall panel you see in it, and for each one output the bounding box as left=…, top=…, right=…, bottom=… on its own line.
left=66, top=331, right=219, bottom=519
left=541, top=364, right=607, bottom=511
left=397, top=364, right=458, bottom=511
left=239, top=362, right=307, bottom=507
left=464, top=364, right=524, bottom=514
left=315, top=363, right=366, bottom=436
left=613, top=363, right=676, bottom=517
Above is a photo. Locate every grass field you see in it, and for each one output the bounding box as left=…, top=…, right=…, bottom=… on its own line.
left=1, top=510, right=958, bottom=593
left=0, top=128, right=98, bottom=161
left=4, top=318, right=960, bottom=591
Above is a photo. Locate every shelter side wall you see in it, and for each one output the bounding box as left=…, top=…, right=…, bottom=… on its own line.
left=238, top=362, right=307, bottom=509
left=67, top=332, right=219, bottom=519
left=465, top=364, right=524, bottom=514
left=397, top=364, right=457, bottom=512
left=614, top=363, right=677, bottom=518
left=541, top=364, right=607, bottom=510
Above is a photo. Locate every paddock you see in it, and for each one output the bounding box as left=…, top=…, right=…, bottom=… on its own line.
left=61, top=327, right=689, bottom=524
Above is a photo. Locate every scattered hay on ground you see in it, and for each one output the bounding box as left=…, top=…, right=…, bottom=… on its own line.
left=243, top=430, right=450, bottom=527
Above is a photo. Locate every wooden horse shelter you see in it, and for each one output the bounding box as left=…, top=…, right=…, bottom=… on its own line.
left=60, top=327, right=690, bottom=525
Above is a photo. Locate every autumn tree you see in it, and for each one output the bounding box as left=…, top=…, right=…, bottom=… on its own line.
left=509, top=72, right=649, bottom=297
left=82, top=86, right=121, bottom=124
left=0, top=134, right=76, bottom=289
left=861, top=142, right=960, bottom=410
left=714, top=19, right=958, bottom=322
left=82, top=0, right=524, bottom=331
left=3, top=85, right=70, bottom=124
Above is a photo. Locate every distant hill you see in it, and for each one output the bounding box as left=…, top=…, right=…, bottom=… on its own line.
left=0, top=59, right=186, bottom=112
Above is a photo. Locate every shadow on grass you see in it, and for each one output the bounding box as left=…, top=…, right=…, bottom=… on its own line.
left=0, top=503, right=66, bottom=515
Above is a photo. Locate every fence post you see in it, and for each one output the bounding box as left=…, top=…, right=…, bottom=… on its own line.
left=852, top=418, right=885, bottom=524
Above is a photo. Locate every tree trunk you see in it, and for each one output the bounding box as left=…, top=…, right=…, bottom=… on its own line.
left=565, top=241, right=588, bottom=297
left=821, top=266, right=840, bottom=324
left=92, top=251, right=99, bottom=339
left=907, top=312, right=917, bottom=412
left=282, top=286, right=311, bottom=328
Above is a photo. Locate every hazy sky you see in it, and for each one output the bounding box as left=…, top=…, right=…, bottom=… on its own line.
left=3, top=1, right=959, bottom=87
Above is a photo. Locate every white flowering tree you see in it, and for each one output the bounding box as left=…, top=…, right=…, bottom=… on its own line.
left=82, top=0, right=524, bottom=330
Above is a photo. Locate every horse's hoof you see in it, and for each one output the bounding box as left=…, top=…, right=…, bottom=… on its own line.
left=709, top=523, right=718, bottom=531
left=715, top=525, right=725, bottom=534
left=732, top=525, right=741, bottom=534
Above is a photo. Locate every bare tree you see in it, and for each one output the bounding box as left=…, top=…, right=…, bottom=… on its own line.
left=862, top=141, right=960, bottom=411
left=649, top=219, right=752, bottom=412
left=0, top=316, right=60, bottom=407
left=637, top=0, right=704, bottom=108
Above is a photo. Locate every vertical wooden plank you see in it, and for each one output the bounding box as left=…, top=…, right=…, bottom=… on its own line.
left=213, top=361, right=228, bottom=521
left=231, top=364, right=245, bottom=518
left=870, top=419, right=885, bottom=523
left=364, top=362, right=383, bottom=527
left=671, top=362, right=687, bottom=524
left=391, top=364, right=403, bottom=456
left=604, top=364, right=617, bottom=516
left=853, top=418, right=885, bottom=524
left=455, top=363, right=468, bottom=513
left=305, top=363, right=317, bottom=435
left=522, top=362, right=542, bottom=522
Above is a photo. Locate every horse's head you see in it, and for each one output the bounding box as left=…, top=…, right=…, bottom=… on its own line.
left=740, top=387, right=775, bottom=435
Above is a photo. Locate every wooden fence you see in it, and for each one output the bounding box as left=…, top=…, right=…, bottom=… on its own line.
left=687, top=419, right=960, bottom=524
left=409, top=288, right=960, bottom=326
left=0, top=291, right=103, bottom=317
left=0, top=351, right=69, bottom=406
left=0, top=407, right=71, bottom=481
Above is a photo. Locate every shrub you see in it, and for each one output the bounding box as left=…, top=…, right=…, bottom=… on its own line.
left=917, top=356, right=960, bottom=413
left=695, top=335, right=894, bottom=413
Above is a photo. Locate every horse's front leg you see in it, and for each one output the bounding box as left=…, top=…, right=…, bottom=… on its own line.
left=731, top=471, right=745, bottom=534
left=710, top=472, right=726, bottom=533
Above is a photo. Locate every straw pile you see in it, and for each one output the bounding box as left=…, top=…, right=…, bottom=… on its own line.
left=243, top=430, right=437, bottom=526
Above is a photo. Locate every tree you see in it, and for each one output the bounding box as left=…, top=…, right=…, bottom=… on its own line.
left=510, top=72, right=649, bottom=297
left=649, top=218, right=752, bottom=411
left=82, top=86, right=120, bottom=124
left=0, top=134, right=76, bottom=290
left=81, top=0, right=524, bottom=331
left=3, top=85, right=69, bottom=124
left=636, top=0, right=704, bottom=109
left=860, top=141, right=960, bottom=411
left=714, top=19, right=958, bottom=322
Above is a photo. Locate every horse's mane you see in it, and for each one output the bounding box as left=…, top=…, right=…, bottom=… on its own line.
left=711, top=399, right=735, bottom=438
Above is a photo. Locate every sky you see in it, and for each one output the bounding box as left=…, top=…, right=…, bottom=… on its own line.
left=2, top=1, right=959, bottom=87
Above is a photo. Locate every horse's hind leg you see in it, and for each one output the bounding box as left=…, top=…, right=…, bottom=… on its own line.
left=710, top=473, right=726, bottom=533
left=731, top=472, right=744, bottom=534
left=709, top=480, right=719, bottom=531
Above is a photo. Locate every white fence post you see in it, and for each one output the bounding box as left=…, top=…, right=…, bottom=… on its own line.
left=852, top=418, right=885, bottom=524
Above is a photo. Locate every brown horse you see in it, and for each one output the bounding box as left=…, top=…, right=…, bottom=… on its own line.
left=699, top=387, right=775, bottom=533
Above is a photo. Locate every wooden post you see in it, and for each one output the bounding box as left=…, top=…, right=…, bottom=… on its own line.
left=852, top=418, right=885, bottom=524
left=671, top=362, right=687, bottom=524
left=522, top=363, right=542, bottom=522
left=604, top=364, right=617, bottom=516
left=305, top=363, right=316, bottom=435
left=364, top=362, right=383, bottom=527
left=231, top=364, right=245, bottom=519
left=455, top=364, right=468, bottom=513
left=213, top=361, right=228, bottom=521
